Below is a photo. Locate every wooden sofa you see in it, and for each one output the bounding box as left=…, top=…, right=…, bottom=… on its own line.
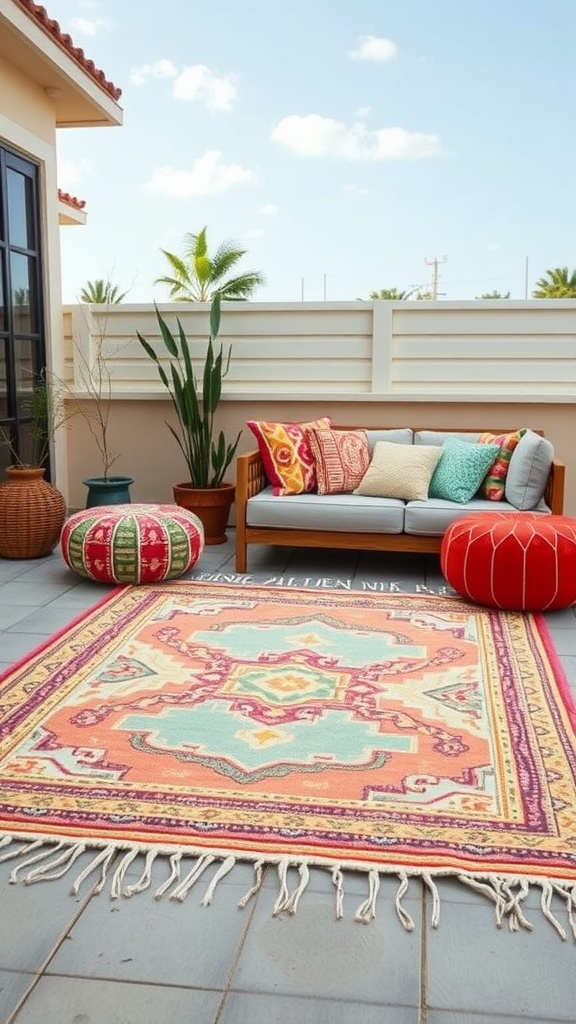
left=235, top=426, right=565, bottom=573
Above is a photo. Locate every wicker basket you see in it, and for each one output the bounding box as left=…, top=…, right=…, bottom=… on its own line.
left=0, top=466, right=67, bottom=559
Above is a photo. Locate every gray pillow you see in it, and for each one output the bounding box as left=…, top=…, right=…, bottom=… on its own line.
left=505, top=430, right=554, bottom=510
left=365, top=428, right=413, bottom=454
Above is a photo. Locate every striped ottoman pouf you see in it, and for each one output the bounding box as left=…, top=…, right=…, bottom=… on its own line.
left=441, top=512, right=576, bottom=611
left=61, top=504, right=204, bottom=584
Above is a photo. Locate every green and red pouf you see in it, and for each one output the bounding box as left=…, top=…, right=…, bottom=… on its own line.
left=61, top=504, right=204, bottom=584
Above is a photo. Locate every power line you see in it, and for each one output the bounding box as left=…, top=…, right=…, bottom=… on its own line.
left=424, top=255, right=447, bottom=299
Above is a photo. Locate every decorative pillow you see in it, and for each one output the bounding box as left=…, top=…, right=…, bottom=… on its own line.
left=353, top=442, right=442, bottom=501
left=306, top=428, right=370, bottom=494
left=505, top=430, right=555, bottom=510
left=247, top=417, right=332, bottom=495
left=429, top=437, right=501, bottom=503
left=477, top=429, right=526, bottom=500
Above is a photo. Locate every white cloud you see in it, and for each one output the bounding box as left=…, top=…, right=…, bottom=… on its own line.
left=258, top=203, right=279, bottom=216
left=246, top=228, right=265, bottom=238
left=355, top=106, right=371, bottom=119
left=142, top=150, right=258, bottom=197
left=341, top=182, right=369, bottom=196
left=271, top=115, right=443, bottom=161
left=349, top=36, right=398, bottom=62
left=58, top=158, right=93, bottom=188
left=173, top=65, right=238, bottom=111
left=69, top=16, right=109, bottom=35
left=130, top=60, right=178, bottom=87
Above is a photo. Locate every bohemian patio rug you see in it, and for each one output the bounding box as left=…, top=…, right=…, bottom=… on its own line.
left=1, top=582, right=576, bottom=938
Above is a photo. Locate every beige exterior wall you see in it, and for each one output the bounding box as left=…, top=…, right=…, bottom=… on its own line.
left=0, top=55, right=69, bottom=487
left=62, top=299, right=576, bottom=515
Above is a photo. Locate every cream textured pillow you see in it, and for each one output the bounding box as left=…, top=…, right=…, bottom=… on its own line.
left=354, top=442, right=443, bottom=501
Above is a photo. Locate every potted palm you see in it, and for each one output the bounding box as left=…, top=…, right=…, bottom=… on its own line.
left=0, top=377, right=67, bottom=558
left=137, top=292, right=241, bottom=543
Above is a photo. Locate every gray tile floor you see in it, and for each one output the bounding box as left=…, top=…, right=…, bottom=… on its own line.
left=0, top=535, right=575, bottom=1024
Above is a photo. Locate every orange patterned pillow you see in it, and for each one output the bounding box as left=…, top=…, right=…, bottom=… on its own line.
left=307, top=428, right=370, bottom=494
left=247, top=417, right=332, bottom=495
left=478, top=428, right=526, bottom=500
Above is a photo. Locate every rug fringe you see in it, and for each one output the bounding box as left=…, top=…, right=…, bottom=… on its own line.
left=1, top=836, right=575, bottom=940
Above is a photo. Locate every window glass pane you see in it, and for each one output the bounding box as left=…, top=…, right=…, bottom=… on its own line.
left=0, top=340, right=7, bottom=419
left=7, top=168, right=35, bottom=249
left=0, top=254, right=4, bottom=330
left=14, top=339, right=34, bottom=398
left=10, top=252, right=37, bottom=334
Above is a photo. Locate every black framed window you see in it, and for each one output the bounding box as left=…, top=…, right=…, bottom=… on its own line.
left=0, top=147, right=47, bottom=476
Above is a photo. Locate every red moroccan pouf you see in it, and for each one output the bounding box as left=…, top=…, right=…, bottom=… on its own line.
left=441, top=513, right=576, bottom=611
left=61, top=504, right=204, bottom=584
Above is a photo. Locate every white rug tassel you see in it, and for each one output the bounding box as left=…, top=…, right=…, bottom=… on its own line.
left=110, top=848, right=139, bottom=899
left=458, top=874, right=507, bottom=928
left=124, top=849, right=157, bottom=897
left=540, top=880, right=567, bottom=941
left=170, top=854, right=216, bottom=902
left=355, top=868, right=380, bottom=924
left=9, top=841, right=65, bottom=883
left=23, top=843, right=86, bottom=884
left=284, top=862, right=309, bottom=915
left=500, top=878, right=533, bottom=933
left=238, top=859, right=264, bottom=909
left=272, top=857, right=291, bottom=915
left=71, top=846, right=117, bottom=895
left=0, top=836, right=13, bottom=853
left=395, top=870, right=415, bottom=931
left=331, top=866, right=345, bottom=920
left=201, top=855, right=236, bottom=906
left=0, top=839, right=44, bottom=866
left=423, top=872, right=441, bottom=929
left=154, top=852, right=182, bottom=899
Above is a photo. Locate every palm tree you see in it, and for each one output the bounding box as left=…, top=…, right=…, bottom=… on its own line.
left=532, top=267, right=576, bottom=298
left=155, top=226, right=265, bottom=302
left=369, top=287, right=415, bottom=300
left=80, top=279, right=127, bottom=303
left=477, top=290, right=511, bottom=299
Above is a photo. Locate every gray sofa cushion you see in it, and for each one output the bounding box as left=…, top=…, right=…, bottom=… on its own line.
left=404, top=497, right=550, bottom=536
left=414, top=430, right=480, bottom=446
left=365, top=428, right=413, bottom=452
left=247, top=488, right=405, bottom=534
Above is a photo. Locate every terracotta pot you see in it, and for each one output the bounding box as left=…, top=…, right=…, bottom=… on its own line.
left=172, top=482, right=235, bottom=545
left=0, top=466, right=67, bottom=559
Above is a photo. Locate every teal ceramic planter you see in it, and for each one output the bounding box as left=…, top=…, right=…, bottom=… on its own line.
left=83, top=476, right=134, bottom=508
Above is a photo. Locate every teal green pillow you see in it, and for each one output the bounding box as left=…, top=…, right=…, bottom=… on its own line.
left=429, top=437, right=501, bottom=503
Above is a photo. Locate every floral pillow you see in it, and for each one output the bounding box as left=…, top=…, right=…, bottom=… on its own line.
left=306, top=428, right=370, bottom=494
left=247, top=417, right=332, bottom=495
left=477, top=429, right=526, bottom=500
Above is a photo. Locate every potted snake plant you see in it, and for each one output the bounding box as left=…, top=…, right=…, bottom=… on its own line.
left=137, top=292, right=241, bottom=543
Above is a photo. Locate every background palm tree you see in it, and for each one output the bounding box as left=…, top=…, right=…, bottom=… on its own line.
left=532, top=267, right=576, bottom=298
left=80, top=278, right=127, bottom=303
left=476, top=290, right=511, bottom=299
left=369, top=287, right=415, bottom=300
left=156, top=226, right=265, bottom=302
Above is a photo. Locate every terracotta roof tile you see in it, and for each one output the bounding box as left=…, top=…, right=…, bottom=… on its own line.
left=57, top=188, right=86, bottom=210
left=15, top=0, right=122, bottom=101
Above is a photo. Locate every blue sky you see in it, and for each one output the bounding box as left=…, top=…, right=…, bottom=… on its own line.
left=50, top=0, right=575, bottom=303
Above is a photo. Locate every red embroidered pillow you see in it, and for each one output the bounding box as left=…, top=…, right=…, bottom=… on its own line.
left=478, top=429, right=526, bottom=500
left=247, top=417, right=332, bottom=495
left=306, top=428, right=370, bottom=494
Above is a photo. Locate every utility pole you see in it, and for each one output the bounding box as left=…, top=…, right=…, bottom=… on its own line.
left=424, top=255, right=447, bottom=299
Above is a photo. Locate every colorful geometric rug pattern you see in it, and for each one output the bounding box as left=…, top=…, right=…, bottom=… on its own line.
left=1, top=583, right=576, bottom=932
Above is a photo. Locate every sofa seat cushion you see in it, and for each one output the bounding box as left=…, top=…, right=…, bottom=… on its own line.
left=404, top=497, right=550, bottom=537
left=246, top=488, right=405, bottom=534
